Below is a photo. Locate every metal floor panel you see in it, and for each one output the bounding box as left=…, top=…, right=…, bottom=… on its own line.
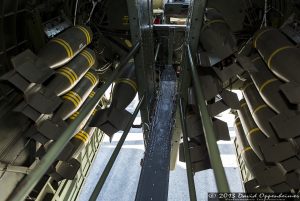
left=78, top=133, right=243, bottom=201
left=78, top=100, right=243, bottom=201
left=135, top=66, right=177, bottom=201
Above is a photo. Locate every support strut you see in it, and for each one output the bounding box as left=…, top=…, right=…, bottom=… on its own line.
left=89, top=95, right=144, bottom=201
left=187, top=44, right=230, bottom=192
left=179, top=97, right=197, bottom=201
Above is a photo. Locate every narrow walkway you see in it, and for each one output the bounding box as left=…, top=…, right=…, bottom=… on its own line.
left=78, top=103, right=243, bottom=201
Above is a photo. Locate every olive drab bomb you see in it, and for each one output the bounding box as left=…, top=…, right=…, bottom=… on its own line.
left=90, top=62, right=137, bottom=138
left=46, top=48, right=97, bottom=96
left=38, top=25, right=93, bottom=69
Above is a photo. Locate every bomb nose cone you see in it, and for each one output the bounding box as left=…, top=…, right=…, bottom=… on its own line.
left=38, top=25, right=93, bottom=69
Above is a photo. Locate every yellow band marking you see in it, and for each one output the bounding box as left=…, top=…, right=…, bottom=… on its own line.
left=63, top=94, right=79, bottom=106
left=89, top=91, right=96, bottom=98
left=259, top=78, right=278, bottom=92
left=73, top=111, right=79, bottom=115
left=69, top=111, right=80, bottom=120
left=84, top=50, right=95, bottom=65
left=78, top=131, right=88, bottom=139
left=124, top=39, right=132, bottom=48
left=85, top=72, right=98, bottom=85
left=74, top=130, right=89, bottom=143
left=85, top=75, right=95, bottom=85
left=253, top=29, right=272, bottom=48
left=86, top=72, right=97, bottom=83
left=116, top=78, right=137, bottom=92
left=68, top=91, right=82, bottom=103
left=64, top=67, right=77, bottom=81
left=57, top=71, right=74, bottom=85
left=76, top=26, right=91, bottom=44
left=71, top=112, right=79, bottom=117
left=247, top=128, right=260, bottom=136
left=81, top=52, right=92, bottom=66
left=63, top=91, right=81, bottom=107
left=92, top=109, right=97, bottom=116
left=79, top=130, right=89, bottom=137
left=252, top=104, right=268, bottom=115
left=235, top=121, right=241, bottom=127
left=203, top=19, right=226, bottom=30
left=51, top=38, right=73, bottom=58
left=241, top=102, right=247, bottom=108
left=241, top=146, right=252, bottom=155
left=63, top=95, right=78, bottom=107
left=267, top=46, right=295, bottom=68
left=58, top=67, right=78, bottom=83
left=80, top=50, right=95, bottom=67
left=74, top=134, right=87, bottom=143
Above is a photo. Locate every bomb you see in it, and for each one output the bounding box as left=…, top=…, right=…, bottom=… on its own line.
left=249, top=54, right=293, bottom=114
left=90, top=62, right=137, bottom=138
left=237, top=99, right=295, bottom=163
left=46, top=48, right=96, bottom=96
left=178, top=112, right=211, bottom=173
left=234, top=117, right=286, bottom=189
left=242, top=82, right=278, bottom=139
left=253, top=27, right=300, bottom=83
left=199, top=8, right=237, bottom=60
left=50, top=104, right=100, bottom=181
left=65, top=90, right=98, bottom=136
left=38, top=25, right=93, bottom=69
left=50, top=127, right=95, bottom=181
left=54, top=69, right=99, bottom=120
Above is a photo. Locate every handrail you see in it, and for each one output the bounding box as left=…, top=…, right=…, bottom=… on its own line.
left=186, top=44, right=230, bottom=192
left=7, top=41, right=141, bottom=201
left=179, top=98, right=197, bottom=201
left=88, top=95, right=144, bottom=201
